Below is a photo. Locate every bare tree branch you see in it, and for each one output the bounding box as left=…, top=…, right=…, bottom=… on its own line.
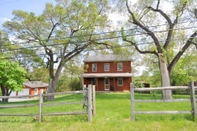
left=124, top=39, right=157, bottom=55
left=126, top=0, right=162, bottom=53
left=156, top=0, right=160, bottom=9
left=147, top=6, right=174, bottom=49
left=47, top=22, right=59, bottom=41
left=148, top=2, right=187, bottom=49
left=168, top=31, right=197, bottom=74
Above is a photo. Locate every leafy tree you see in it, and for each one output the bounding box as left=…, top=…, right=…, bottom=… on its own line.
left=0, top=30, right=9, bottom=54
left=26, top=67, right=49, bottom=82
left=121, top=0, right=197, bottom=99
left=3, top=0, right=111, bottom=101
left=0, top=58, right=26, bottom=102
left=56, top=56, right=84, bottom=91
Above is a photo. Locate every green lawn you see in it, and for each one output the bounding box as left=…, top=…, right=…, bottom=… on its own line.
left=0, top=92, right=197, bottom=131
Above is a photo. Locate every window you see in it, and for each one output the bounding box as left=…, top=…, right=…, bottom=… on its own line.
left=92, top=63, right=97, bottom=72
left=117, top=78, right=123, bottom=86
left=104, top=63, right=110, bottom=71
left=34, top=88, right=38, bottom=95
left=91, top=78, right=96, bottom=85
left=117, top=62, right=123, bottom=71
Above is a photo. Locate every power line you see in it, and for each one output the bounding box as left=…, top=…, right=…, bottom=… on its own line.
left=2, top=25, right=197, bottom=53
left=0, top=21, right=197, bottom=58
left=2, top=21, right=197, bottom=47
left=40, top=23, right=197, bottom=41
left=2, top=35, right=197, bottom=60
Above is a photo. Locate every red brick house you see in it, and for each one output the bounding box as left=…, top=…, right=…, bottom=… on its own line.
left=82, top=54, right=132, bottom=91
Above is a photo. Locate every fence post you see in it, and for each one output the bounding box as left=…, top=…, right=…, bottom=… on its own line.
left=130, top=83, right=135, bottom=121
left=83, top=84, right=87, bottom=99
left=189, top=82, right=197, bottom=121
left=88, top=84, right=92, bottom=122
left=39, top=92, right=43, bottom=122
left=92, top=85, right=96, bottom=116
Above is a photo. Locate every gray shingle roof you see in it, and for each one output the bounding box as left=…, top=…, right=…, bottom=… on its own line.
left=24, top=81, right=48, bottom=88
left=83, top=54, right=132, bottom=62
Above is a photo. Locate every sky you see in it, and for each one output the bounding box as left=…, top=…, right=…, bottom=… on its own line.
left=0, top=0, right=56, bottom=28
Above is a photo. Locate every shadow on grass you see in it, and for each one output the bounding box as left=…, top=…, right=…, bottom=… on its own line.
left=96, top=92, right=163, bottom=100
left=135, top=114, right=194, bottom=122
left=0, top=114, right=88, bottom=123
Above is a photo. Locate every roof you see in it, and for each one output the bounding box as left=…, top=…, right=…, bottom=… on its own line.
left=83, top=54, right=132, bottom=62
left=24, top=81, right=48, bottom=88
left=82, top=73, right=132, bottom=78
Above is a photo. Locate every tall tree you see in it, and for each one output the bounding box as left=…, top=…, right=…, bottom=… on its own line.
left=122, top=0, right=197, bottom=99
left=3, top=0, right=110, bottom=101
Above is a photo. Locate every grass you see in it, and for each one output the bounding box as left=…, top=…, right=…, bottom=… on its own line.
left=0, top=92, right=197, bottom=131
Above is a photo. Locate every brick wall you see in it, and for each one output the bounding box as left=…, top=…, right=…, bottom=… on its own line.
left=84, top=61, right=131, bottom=73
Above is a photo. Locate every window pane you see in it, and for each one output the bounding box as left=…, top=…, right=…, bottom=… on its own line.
left=105, top=78, right=109, bottom=84
left=92, top=78, right=96, bottom=85
left=92, top=63, right=97, bottom=72
left=104, top=63, right=109, bottom=71
left=117, top=78, right=123, bottom=86
left=117, top=63, right=122, bottom=71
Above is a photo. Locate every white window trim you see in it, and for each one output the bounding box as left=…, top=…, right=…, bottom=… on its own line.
left=104, top=63, right=110, bottom=71
left=117, top=62, right=123, bottom=71
left=117, top=78, right=123, bottom=86
left=92, top=63, right=97, bottom=72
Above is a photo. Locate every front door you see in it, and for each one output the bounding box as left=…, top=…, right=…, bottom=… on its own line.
left=104, top=78, right=110, bottom=90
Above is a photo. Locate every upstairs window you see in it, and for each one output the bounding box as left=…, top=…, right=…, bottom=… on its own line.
left=104, top=63, right=110, bottom=71
left=117, top=62, right=123, bottom=71
left=92, top=63, right=97, bottom=72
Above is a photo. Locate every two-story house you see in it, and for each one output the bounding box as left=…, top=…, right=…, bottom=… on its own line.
left=82, top=54, right=132, bottom=91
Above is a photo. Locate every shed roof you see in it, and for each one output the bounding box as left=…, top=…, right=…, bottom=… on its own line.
left=24, top=81, right=48, bottom=88
left=82, top=73, right=132, bottom=78
left=83, top=54, right=132, bottom=62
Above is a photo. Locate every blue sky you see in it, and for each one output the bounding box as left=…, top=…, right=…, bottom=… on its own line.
left=0, top=0, right=56, bottom=28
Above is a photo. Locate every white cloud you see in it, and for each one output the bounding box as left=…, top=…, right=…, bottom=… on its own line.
left=1, top=17, right=11, bottom=22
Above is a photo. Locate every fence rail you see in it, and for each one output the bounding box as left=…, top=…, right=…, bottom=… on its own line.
left=0, top=85, right=96, bottom=122
left=130, top=82, right=197, bottom=121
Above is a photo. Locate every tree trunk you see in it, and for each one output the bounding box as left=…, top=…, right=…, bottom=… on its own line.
left=158, top=53, right=173, bottom=100
left=47, top=78, right=57, bottom=101
left=2, top=98, right=8, bottom=102
left=1, top=85, right=10, bottom=102
left=46, top=61, right=64, bottom=101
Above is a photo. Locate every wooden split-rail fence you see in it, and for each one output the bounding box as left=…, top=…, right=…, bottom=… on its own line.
left=130, top=82, right=197, bottom=121
left=0, top=84, right=96, bottom=122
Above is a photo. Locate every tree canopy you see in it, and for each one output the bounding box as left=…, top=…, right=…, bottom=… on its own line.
left=0, top=58, right=26, bottom=102
left=121, top=0, right=197, bottom=99
left=3, top=0, right=111, bottom=101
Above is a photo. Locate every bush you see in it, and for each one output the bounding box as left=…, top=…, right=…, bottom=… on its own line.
left=69, top=78, right=82, bottom=91
left=56, top=77, right=82, bottom=92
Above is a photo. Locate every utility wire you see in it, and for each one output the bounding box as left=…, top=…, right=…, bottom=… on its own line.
left=2, top=20, right=197, bottom=46
left=2, top=25, right=197, bottom=53
left=2, top=35, right=197, bottom=60
left=2, top=23, right=197, bottom=46
left=1, top=22, right=197, bottom=59
left=30, top=23, right=197, bottom=41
